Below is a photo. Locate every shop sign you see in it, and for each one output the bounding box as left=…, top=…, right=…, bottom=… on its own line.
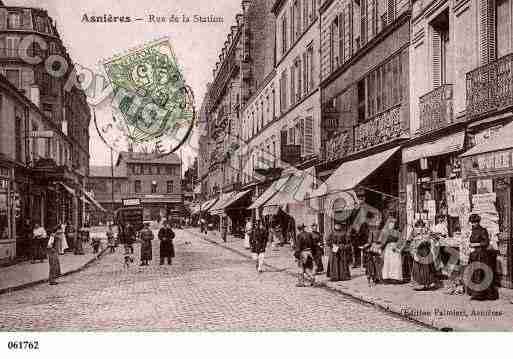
left=122, top=198, right=141, bottom=206
left=463, top=149, right=513, bottom=178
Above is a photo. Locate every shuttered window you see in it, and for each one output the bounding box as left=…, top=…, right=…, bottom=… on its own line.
left=387, top=0, right=396, bottom=24
left=480, top=0, right=496, bottom=64
left=339, top=12, right=345, bottom=64
left=361, top=0, right=368, bottom=46
left=303, top=52, right=308, bottom=94
left=303, top=116, right=314, bottom=155
left=290, top=64, right=295, bottom=106
left=432, top=30, right=441, bottom=88
left=496, top=0, right=511, bottom=58
left=297, top=57, right=303, bottom=101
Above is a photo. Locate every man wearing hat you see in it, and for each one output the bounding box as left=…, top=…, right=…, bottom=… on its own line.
left=139, top=222, right=154, bottom=266
left=310, top=223, right=324, bottom=274
left=295, top=224, right=316, bottom=286
left=158, top=221, right=175, bottom=265
left=467, top=214, right=498, bottom=300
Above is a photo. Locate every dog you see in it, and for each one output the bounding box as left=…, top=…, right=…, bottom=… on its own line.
left=124, top=255, right=134, bottom=269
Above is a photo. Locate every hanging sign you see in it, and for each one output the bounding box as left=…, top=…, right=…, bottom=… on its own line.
left=463, top=149, right=513, bottom=178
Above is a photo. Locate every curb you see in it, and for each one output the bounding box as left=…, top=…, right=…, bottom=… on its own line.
left=186, top=229, right=442, bottom=332
left=0, top=247, right=108, bottom=296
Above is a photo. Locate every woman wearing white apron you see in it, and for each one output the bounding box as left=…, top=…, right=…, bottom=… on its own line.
left=244, top=219, right=252, bottom=249
left=381, top=217, right=404, bottom=283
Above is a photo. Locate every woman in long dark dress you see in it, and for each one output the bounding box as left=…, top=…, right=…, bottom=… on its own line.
left=410, top=220, right=438, bottom=291
left=47, top=226, right=61, bottom=285
left=326, top=224, right=351, bottom=281
left=139, top=223, right=154, bottom=266
left=158, top=221, right=175, bottom=265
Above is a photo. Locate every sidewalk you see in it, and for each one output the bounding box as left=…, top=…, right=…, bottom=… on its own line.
left=188, top=228, right=513, bottom=331
left=0, top=237, right=108, bottom=295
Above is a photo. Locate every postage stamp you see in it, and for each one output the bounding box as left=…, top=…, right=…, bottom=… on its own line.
left=99, top=37, right=195, bottom=153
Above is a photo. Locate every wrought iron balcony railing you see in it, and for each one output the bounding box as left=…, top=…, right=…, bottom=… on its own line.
left=353, top=104, right=403, bottom=152
left=418, top=84, right=454, bottom=134
left=466, top=52, right=513, bottom=119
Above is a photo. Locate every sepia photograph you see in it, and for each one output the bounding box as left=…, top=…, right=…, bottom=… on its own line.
left=1, top=0, right=513, bottom=353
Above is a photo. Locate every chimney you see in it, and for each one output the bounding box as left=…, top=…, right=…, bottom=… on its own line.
left=236, top=14, right=243, bottom=28
left=241, top=0, right=252, bottom=14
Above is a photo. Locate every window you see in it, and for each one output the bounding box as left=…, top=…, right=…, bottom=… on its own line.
left=431, top=9, right=449, bottom=87
left=134, top=180, right=142, bottom=193
left=280, top=70, right=288, bottom=112
left=7, top=12, right=21, bottom=29
left=297, top=57, right=302, bottom=101
left=290, top=64, right=295, bottom=106
left=281, top=15, right=288, bottom=55
left=6, top=69, right=20, bottom=89
left=496, top=0, right=511, bottom=59
left=330, top=18, right=340, bottom=72
left=144, top=165, right=151, bottom=175
left=134, top=165, right=142, bottom=175
left=307, top=45, right=314, bottom=90
left=151, top=181, right=158, bottom=193
left=6, top=37, right=19, bottom=58
left=303, top=0, right=309, bottom=30
left=290, top=6, right=295, bottom=45
left=295, top=0, right=301, bottom=38
left=15, top=112, right=22, bottom=162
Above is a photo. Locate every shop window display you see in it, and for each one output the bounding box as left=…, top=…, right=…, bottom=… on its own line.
left=0, top=193, right=9, bottom=240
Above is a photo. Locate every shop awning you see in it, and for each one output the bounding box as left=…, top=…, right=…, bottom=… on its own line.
left=57, top=181, right=76, bottom=196
left=222, top=189, right=252, bottom=210
left=209, top=192, right=235, bottom=215
left=248, top=175, right=291, bottom=210
left=263, top=168, right=316, bottom=209
left=80, top=189, right=107, bottom=212
left=200, top=198, right=218, bottom=212
left=402, top=131, right=466, bottom=163
left=190, top=204, right=201, bottom=215
left=461, top=121, right=513, bottom=157
left=312, top=146, right=401, bottom=198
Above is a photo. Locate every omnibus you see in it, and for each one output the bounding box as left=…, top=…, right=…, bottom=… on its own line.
left=114, top=198, right=144, bottom=232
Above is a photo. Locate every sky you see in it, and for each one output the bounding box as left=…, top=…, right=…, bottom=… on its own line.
left=9, top=0, right=242, bottom=171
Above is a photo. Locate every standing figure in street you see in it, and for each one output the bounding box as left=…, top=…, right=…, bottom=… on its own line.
left=75, top=227, right=86, bottom=255
left=65, top=222, right=76, bottom=254
left=47, top=226, right=61, bottom=285
left=326, top=224, right=351, bottom=282
left=32, top=223, right=47, bottom=263
left=351, top=213, right=371, bottom=268
left=270, top=223, right=283, bottom=251
left=250, top=220, right=267, bottom=273
left=221, top=218, right=228, bottom=243
left=125, top=223, right=136, bottom=254
left=158, top=221, right=175, bottom=265
left=295, top=224, right=315, bottom=287
left=467, top=214, right=499, bottom=301
left=106, top=225, right=116, bottom=254
left=381, top=217, right=404, bottom=283
left=410, top=220, right=438, bottom=291
left=310, top=223, right=324, bottom=274
left=139, top=222, right=154, bottom=266
left=56, top=223, right=68, bottom=255
left=244, top=219, right=253, bottom=250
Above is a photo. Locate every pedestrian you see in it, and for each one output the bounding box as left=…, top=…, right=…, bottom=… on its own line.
left=466, top=214, right=499, bottom=301
left=47, top=226, right=61, bottom=285
left=310, top=223, right=324, bottom=274
left=32, top=223, right=47, bottom=263
left=381, top=217, right=404, bottom=283
left=250, top=220, right=267, bottom=273
left=295, top=224, right=315, bottom=287
left=326, top=223, right=351, bottom=282
left=139, top=222, right=154, bottom=266
left=270, top=223, right=282, bottom=251
left=65, top=222, right=75, bottom=254
left=221, top=218, right=228, bottom=243
left=75, top=226, right=86, bottom=255
left=351, top=212, right=371, bottom=268
left=244, top=219, right=253, bottom=250
left=106, top=225, right=116, bottom=254
left=125, top=223, right=136, bottom=254
left=409, top=219, right=439, bottom=291
left=158, top=221, right=175, bottom=265
left=56, top=223, right=68, bottom=255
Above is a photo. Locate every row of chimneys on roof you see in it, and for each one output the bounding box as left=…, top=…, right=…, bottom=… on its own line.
left=212, top=0, right=252, bottom=80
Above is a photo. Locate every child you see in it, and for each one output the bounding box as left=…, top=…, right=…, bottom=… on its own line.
left=92, top=236, right=101, bottom=254
left=106, top=225, right=115, bottom=253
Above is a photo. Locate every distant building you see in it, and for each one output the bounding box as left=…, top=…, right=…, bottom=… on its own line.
left=88, top=152, right=183, bottom=223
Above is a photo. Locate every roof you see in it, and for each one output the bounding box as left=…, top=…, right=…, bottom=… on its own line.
left=116, top=151, right=181, bottom=166
left=89, top=166, right=127, bottom=178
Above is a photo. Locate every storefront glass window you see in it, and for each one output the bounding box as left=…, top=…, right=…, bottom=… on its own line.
left=0, top=193, right=9, bottom=240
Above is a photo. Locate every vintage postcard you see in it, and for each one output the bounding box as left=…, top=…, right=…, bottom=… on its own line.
left=1, top=1, right=513, bottom=351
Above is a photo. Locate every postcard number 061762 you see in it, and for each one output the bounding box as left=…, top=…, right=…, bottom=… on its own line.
left=7, top=341, right=39, bottom=350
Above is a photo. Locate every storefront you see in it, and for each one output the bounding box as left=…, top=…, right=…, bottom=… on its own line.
left=461, top=121, right=513, bottom=288
left=312, top=146, right=402, bottom=237
left=0, top=163, right=15, bottom=264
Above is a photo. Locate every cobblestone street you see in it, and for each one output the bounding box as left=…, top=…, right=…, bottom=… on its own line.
left=0, top=230, right=427, bottom=331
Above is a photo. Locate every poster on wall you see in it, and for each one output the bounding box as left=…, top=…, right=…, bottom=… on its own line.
left=472, top=192, right=500, bottom=249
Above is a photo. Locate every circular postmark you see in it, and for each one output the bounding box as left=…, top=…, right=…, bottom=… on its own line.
left=96, top=37, right=195, bottom=154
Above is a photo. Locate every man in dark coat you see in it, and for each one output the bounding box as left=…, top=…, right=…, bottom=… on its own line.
left=250, top=220, right=268, bottom=273
left=139, top=222, right=154, bottom=266
left=467, top=214, right=499, bottom=301
left=295, top=224, right=316, bottom=287
left=158, top=221, right=175, bottom=265
left=310, top=224, right=324, bottom=274
left=125, top=223, right=136, bottom=254
left=351, top=213, right=371, bottom=268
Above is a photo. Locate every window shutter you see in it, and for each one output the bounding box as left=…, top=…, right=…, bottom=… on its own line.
left=432, top=30, right=441, bottom=88
left=349, top=2, right=354, bottom=57
left=387, top=0, right=396, bottom=24
left=361, top=0, right=368, bottom=45
left=290, top=65, right=295, bottom=106
left=303, top=116, right=314, bottom=155
left=488, top=0, right=496, bottom=62
left=297, top=59, right=302, bottom=100
left=339, top=12, right=345, bottom=63
left=303, top=52, right=308, bottom=94
left=479, top=0, right=492, bottom=64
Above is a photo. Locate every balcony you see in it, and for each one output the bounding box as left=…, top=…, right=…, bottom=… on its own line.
left=353, top=105, right=403, bottom=152
left=467, top=53, right=513, bottom=119
left=322, top=131, right=351, bottom=162
left=280, top=144, right=301, bottom=165
left=418, top=84, right=454, bottom=134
